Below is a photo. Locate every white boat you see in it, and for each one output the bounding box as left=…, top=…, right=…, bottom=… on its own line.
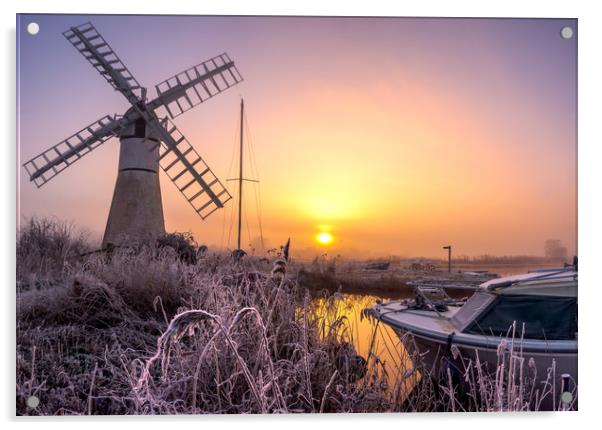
left=370, top=264, right=577, bottom=407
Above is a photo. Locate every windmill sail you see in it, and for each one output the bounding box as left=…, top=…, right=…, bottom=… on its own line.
left=149, top=118, right=232, bottom=219
left=23, top=115, right=122, bottom=187
left=150, top=54, right=243, bottom=118
left=63, top=22, right=145, bottom=104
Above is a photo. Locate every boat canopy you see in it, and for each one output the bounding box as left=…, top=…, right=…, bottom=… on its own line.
left=450, top=269, right=578, bottom=340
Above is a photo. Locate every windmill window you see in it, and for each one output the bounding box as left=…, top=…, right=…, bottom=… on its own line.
left=134, top=118, right=146, bottom=138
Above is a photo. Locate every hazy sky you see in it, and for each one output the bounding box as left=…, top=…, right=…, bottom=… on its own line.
left=17, top=15, right=577, bottom=258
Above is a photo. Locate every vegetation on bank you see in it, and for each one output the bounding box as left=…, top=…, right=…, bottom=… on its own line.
left=16, top=218, right=574, bottom=414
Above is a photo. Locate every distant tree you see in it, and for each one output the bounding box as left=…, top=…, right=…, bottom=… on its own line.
left=545, top=239, right=568, bottom=261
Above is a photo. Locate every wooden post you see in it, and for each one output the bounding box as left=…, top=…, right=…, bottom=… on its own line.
left=443, top=245, right=452, bottom=272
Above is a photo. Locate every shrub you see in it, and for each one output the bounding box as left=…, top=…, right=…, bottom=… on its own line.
left=17, top=217, right=90, bottom=290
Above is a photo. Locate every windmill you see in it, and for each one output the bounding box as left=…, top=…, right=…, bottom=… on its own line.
left=22, top=22, right=243, bottom=248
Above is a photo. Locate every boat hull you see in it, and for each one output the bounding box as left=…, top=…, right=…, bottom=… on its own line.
left=396, top=328, right=577, bottom=410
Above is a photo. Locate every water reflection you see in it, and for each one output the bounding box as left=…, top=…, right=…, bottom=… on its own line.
left=310, top=293, right=419, bottom=401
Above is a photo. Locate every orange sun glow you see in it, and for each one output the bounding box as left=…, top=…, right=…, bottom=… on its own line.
left=316, top=232, right=334, bottom=245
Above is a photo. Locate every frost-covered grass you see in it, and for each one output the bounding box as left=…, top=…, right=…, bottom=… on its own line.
left=16, top=218, right=575, bottom=415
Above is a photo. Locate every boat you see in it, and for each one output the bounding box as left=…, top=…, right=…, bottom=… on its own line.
left=369, top=260, right=577, bottom=407
left=364, top=261, right=391, bottom=271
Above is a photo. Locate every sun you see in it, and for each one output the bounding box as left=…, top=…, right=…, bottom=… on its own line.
left=316, top=232, right=334, bottom=245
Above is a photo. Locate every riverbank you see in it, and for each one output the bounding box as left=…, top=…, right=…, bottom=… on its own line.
left=295, top=257, right=567, bottom=297
left=297, top=263, right=497, bottom=298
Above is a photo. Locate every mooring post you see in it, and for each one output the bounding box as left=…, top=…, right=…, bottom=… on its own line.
left=443, top=245, right=452, bottom=272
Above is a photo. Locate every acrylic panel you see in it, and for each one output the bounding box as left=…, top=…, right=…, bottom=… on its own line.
left=16, top=14, right=577, bottom=415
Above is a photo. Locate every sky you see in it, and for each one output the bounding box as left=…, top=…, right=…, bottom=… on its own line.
left=17, top=15, right=577, bottom=259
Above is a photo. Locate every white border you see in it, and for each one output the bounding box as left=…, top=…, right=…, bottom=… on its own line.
left=2, top=1, right=600, bottom=428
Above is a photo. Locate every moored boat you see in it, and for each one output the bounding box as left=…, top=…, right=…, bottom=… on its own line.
left=369, top=261, right=578, bottom=409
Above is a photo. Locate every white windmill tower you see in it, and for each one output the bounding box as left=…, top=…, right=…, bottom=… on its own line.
left=22, top=22, right=243, bottom=248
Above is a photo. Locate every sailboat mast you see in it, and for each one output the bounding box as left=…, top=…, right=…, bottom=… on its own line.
left=237, top=98, right=244, bottom=250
